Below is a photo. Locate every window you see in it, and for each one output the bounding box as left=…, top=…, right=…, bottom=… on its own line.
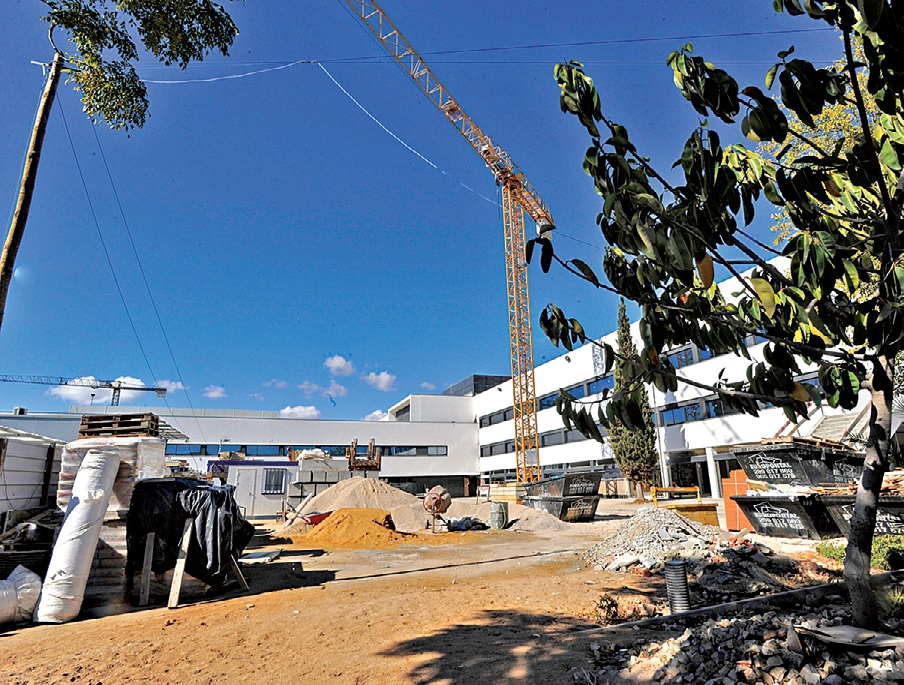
left=505, top=441, right=515, bottom=453
left=165, top=444, right=202, bottom=456
left=246, top=445, right=280, bottom=457
left=427, top=446, right=448, bottom=456
left=538, top=393, right=557, bottom=410
left=479, top=415, right=491, bottom=428
left=660, top=402, right=703, bottom=426
left=393, top=447, right=416, bottom=456
left=697, top=346, right=713, bottom=361
left=565, top=383, right=587, bottom=399
left=261, top=468, right=287, bottom=495
left=565, top=429, right=586, bottom=443
left=707, top=398, right=725, bottom=419
left=480, top=446, right=491, bottom=457
left=588, top=375, right=614, bottom=394
left=667, top=347, right=695, bottom=369
left=503, top=408, right=514, bottom=421
left=540, top=431, right=565, bottom=447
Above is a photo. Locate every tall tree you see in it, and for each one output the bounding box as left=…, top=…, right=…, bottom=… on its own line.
left=530, top=0, right=904, bottom=628
left=2, top=0, right=241, bottom=332
left=608, top=299, right=659, bottom=500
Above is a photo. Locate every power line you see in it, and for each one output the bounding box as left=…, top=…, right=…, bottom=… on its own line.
left=56, top=101, right=162, bottom=395
left=135, top=25, right=836, bottom=73
left=89, top=128, right=208, bottom=443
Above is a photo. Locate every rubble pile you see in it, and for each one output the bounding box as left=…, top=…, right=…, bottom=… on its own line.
left=575, top=603, right=904, bottom=685
left=583, top=507, right=833, bottom=602
left=583, top=507, right=716, bottom=572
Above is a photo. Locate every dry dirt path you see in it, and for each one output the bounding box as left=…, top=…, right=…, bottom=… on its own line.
left=0, top=523, right=665, bottom=685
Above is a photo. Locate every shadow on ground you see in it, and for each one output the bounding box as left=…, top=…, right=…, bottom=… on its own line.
left=380, top=608, right=676, bottom=685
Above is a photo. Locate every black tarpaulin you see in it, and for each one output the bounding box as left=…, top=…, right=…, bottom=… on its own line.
left=126, top=479, right=254, bottom=588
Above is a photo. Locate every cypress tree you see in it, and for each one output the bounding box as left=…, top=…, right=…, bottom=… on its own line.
left=608, top=299, right=659, bottom=499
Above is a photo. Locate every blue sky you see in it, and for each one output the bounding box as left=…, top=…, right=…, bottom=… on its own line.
left=0, top=1, right=840, bottom=419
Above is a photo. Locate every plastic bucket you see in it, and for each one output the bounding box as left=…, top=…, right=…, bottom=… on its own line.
left=663, top=560, right=691, bottom=614
left=490, top=501, right=509, bottom=529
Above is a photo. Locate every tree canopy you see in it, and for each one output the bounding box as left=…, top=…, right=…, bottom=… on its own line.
left=530, top=0, right=904, bottom=628
left=44, top=0, right=240, bottom=129
left=607, top=299, right=659, bottom=498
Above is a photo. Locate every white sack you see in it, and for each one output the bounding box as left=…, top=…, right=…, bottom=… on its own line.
left=8, top=565, right=42, bottom=622
left=0, top=579, right=16, bottom=625
left=35, top=449, right=120, bottom=623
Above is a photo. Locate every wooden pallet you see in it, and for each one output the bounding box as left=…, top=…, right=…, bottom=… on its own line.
left=78, top=413, right=160, bottom=438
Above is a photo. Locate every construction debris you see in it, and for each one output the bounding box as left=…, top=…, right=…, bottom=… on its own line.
left=583, top=507, right=834, bottom=604
left=583, top=507, right=716, bottom=572
left=577, top=601, right=904, bottom=685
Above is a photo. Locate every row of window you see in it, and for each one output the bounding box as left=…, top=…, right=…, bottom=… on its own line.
left=481, top=337, right=773, bottom=425
left=165, top=443, right=448, bottom=457
left=480, top=374, right=615, bottom=427
left=480, top=425, right=597, bottom=457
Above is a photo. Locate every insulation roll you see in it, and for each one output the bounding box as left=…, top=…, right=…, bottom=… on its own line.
left=35, top=449, right=121, bottom=623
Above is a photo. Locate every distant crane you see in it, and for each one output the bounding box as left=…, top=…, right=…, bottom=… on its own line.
left=0, top=375, right=167, bottom=406
left=345, top=0, right=554, bottom=483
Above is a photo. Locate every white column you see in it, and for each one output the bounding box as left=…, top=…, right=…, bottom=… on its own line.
left=705, top=447, right=721, bottom=498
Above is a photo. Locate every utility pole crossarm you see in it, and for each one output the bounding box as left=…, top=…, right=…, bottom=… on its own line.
left=346, top=0, right=553, bottom=227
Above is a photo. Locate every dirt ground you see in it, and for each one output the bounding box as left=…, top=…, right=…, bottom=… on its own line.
left=0, top=514, right=688, bottom=685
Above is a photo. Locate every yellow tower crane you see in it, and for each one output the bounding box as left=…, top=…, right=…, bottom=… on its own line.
left=344, top=0, right=553, bottom=482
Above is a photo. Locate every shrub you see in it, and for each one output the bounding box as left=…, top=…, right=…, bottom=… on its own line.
left=816, top=536, right=904, bottom=571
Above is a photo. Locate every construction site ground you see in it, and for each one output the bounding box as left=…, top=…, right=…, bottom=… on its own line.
left=0, top=499, right=834, bottom=685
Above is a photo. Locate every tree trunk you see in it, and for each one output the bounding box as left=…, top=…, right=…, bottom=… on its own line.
left=0, top=51, right=64, bottom=333
left=844, top=355, right=893, bottom=629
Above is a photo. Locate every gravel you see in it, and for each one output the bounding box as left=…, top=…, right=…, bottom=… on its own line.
left=574, top=601, right=904, bottom=685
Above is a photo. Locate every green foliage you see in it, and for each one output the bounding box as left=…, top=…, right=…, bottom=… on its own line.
left=608, top=300, right=659, bottom=488
left=43, top=1, right=240, bottom=129
left=877, top=582, right=904, bottom=619
left=816, top=536, right=904, bottom=570
left=590, top=593, right=620, bottom=625
left=528, top=1, right=904, bottom=434
left=531, top=0, right=904, bottom=628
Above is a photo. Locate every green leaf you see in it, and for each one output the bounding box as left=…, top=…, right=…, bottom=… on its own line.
left=766, top=63, right=780, bottom=89
left=750, top=278, right=777, bottom=318
left=540, top=238, right=554, bottom=273
left=570, top=259, right=601, bottom=287
left=880, top=139, right=902, bottom=171
left=858, top=0, right=885, bottom=29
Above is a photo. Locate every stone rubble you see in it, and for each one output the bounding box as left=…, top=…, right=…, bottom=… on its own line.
left=583, top=507, right=833, bottom=602
left=574, top=601, right=904, bottom=685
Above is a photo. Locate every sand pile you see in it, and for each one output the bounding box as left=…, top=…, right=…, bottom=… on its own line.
left=388, top=499, right=571, bottom=533
left=298, top=478, right=419, bottom=515
left=292, top=508, right=418, bottom=548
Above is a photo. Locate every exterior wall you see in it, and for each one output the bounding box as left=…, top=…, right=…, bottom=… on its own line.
left=0, top=435, right=62, bottom=515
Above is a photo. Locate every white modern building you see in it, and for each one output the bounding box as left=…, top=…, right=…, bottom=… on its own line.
left=0, top=334, right=873, bottom=507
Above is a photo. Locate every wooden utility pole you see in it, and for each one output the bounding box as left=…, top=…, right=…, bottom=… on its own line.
left=0, top=51, right=64, bottom=333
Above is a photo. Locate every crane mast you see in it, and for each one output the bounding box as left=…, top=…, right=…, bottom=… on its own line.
left=345, top=0, right=551, bottom=482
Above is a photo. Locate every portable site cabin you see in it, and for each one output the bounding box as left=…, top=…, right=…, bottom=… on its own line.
left=0, top=425, right=63, bottom=529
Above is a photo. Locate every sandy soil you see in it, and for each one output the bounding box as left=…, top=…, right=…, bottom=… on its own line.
left=0, top=519, right=672, bottom=685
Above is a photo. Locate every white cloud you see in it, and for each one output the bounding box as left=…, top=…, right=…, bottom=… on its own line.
left=420, top=381, right=437, bottom=391
left=363, top=409, right=388, bottom=421
left=157, top=380, right=186, bottom=392
left=263, top=378, right=288, bottom=388
left=47, top=376, right=149, bottom=405
left=325, top=355, right=356, bottom=377
left=249, top=393, right=264, bottom=401
left=324, top=380, right=347, bottom=398
left=362, top=371, right=397, bottom=392
left=298, top=381, right=322, bottom=396
left=279, top=405, right=322, bottom=419
left=203, top=385, right=227, bottom=399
